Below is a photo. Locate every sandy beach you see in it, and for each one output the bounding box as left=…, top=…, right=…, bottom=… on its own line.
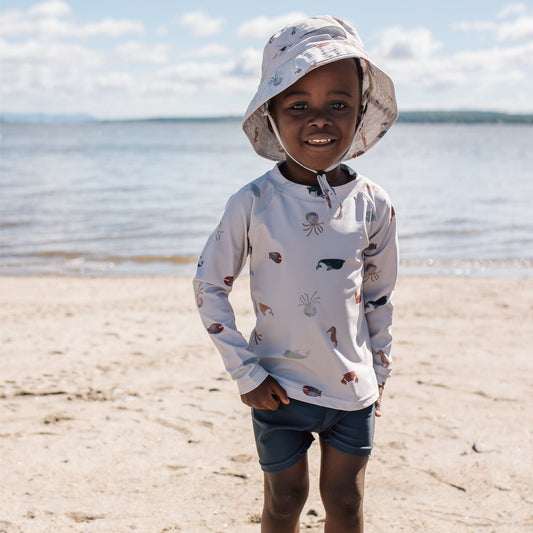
left=1, top=275, right=532, bottom=533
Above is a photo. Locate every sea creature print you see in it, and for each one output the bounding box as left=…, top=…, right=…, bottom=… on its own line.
left=258, top=302, right=274, bottom=316
left=363, top=264, right=381, bottom=282
left=268, top=252, right=282, bottom=264
left=250, top=328, right=262, bottom=345
left=197, top=256, right=204, bottom=268
left=250, top=183, right=261, bottom=198
left=365, top=295, right=388, bottom=310
left=375, top=349, right=390, bottom=368
left=215, top=224, right=224, bottom=241
left=363, top=183, right=380, bottom=193
left=243, top=356, right=259, bottom=366
left=341, top=371, right=358, bottom=385
left=365, top=204, right=376, bottom=223
left=391, top=205, right=396, bottom=220
left=316, top=259, right=345, bottom=271
left=302, top=212, right=324, bottom=237
left=254, top=127, right=260, bottom=143
left=299, top=291, right=320, bottom=317
left=354, top=291, right=362, bottom=304
left=307, top=186, right=325, bottom=198
left=207, top=323, right=224, bottom=334
left=283, top=349, right=310, bottom=359
left=364, top=243, right=377, bottom=254
left=303, top=385, right=322, bottom=397
left=224, top=276, right=234, bottom=287
left=327, top=326, right=338, bottom=347
left=268, top=70, right=283, bottom=86
left=195, top=283, right=205, bottom=308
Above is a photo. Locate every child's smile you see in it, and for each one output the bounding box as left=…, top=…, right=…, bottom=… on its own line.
left=270, top=58, right=361, bottom=186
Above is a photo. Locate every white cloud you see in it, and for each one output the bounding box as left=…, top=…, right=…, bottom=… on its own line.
left=497, top=3, right=528, bottom=19
left=373, top=26, right=442, bottom=60
left=190, top=44, right=231, bottom=58
left=497, top=15, right=533, bottom=41
left=0, top=3, right=144, bottom=38
left=112, top=42, right=169, bottom=64
left=180, top=11, right=225, bottom=36
left=237, top=12, right=307, bottom=40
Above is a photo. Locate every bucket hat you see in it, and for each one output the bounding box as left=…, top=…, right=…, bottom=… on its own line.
left=242, top=15, right=398, bottom=164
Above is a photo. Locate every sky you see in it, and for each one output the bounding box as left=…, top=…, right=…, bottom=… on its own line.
left=1, top=0, right=532, bottom=119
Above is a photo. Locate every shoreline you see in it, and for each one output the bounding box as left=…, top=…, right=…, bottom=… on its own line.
left=1, top=275, right=532, bottom=532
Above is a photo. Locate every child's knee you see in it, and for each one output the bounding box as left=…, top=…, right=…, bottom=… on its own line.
left=320, top=481, right=363, bottom=519
left=265, top=478, right=309, bottom=518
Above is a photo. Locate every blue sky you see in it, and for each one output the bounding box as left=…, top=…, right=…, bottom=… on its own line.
left=1, top=0, right=532, bottom=119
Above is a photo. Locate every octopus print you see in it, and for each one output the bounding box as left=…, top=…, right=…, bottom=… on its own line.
left=327, top=326, right=338, bottom=347
left=363, top=264, right=381, bottom=282
left=299, top=291, right=320, bottom=317
left=302, top=212, right=324, bottom=237
left=341, top=371, right=358, bottom=385
left=207, top=323, right=224, bottom=334
left=303, top=385, right=322, bottom=397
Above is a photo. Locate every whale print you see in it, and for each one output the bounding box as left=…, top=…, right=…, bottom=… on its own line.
left=316, top=259, right=345, bottom=271
left=365, top=295, right=388, bottom=310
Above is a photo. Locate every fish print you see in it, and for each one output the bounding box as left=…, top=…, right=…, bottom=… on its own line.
left=302, top=385, right=322, bottom=397
left=316, top=259, right=345, bottom=271
left=283, top=349, right=310, bottom=359
left=207, top=323, right=224, bottom=334
left=258, top=302, right=274, bottom=316
left=268, top=252, right=282, bottom=264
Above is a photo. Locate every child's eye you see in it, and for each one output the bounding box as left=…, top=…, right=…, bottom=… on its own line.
left=290, top=103, right=307, bottom=111
left=331, top=102, right=348, bottom=111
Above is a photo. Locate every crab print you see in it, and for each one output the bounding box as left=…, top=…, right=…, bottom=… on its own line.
left=341, top=371, right=358, bottom=385
left=258, top=302, right=274, bottom=316
left=303, top=385, right=322, bottom=397
left=363, top=264, right=381, bottom=282
left=299, top=291, right=320, bottom=317
left=327, top=326, right=338, bottom=347
left=302, top=212, right=324, bottom=237
left=195, top=283, right=205, bottom=308
left=268, top=252, right=282, bottom=264
left=207, top=323, right=224, bottom=334
left=376, top=350, right=390, bottom=368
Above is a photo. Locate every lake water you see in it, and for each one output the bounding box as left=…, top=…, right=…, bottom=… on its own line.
left=1, top=120, right=532, bottom=278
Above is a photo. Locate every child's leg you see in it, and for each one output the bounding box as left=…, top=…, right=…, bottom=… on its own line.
left=261, top=454, right=309, bottom=533
left=319, top=439, right=368, bottom=533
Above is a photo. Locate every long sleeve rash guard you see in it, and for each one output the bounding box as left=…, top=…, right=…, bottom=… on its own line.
left=193, top=164, right=398, bottom=411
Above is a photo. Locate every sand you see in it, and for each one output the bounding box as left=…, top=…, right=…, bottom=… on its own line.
left=0, top=275, right=532, bottom=533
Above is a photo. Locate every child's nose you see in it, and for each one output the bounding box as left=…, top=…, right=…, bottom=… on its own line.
left=307, top=109, right=333, bottom=127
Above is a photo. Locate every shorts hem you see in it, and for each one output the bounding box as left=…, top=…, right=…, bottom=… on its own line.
left=258, top=438, right=313, bottom=473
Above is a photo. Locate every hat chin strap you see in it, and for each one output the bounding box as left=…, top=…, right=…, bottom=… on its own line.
left=264, top=110, right=348, bottom=220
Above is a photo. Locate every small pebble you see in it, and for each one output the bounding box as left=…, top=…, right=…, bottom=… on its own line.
left=473, top=441, right=493, bottom=453
left=498, top=485, right=511, bottom=491
left=307, top=509, right=318, bottom=517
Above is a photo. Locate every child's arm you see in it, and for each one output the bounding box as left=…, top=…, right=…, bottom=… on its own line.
left=362, top=187, right=399, bottom=392
left=193, top=185, right=286, bottom=403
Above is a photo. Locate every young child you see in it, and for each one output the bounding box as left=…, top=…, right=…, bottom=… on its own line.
left=193, top=15, right=398, bottom=532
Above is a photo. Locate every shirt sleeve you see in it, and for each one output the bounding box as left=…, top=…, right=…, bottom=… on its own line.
left=362, top=188, right=399, bottom=387
left=192, top=188, right=269, bottom=395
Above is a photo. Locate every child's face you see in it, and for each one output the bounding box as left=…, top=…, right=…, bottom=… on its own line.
left=270, top=58, right=361, bottom=184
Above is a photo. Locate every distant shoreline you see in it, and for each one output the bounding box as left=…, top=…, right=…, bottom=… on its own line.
left=2, top=110, right=533, bottom=124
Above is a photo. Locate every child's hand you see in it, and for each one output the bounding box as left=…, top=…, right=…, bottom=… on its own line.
left=240, top=375, right=290, bottom=410
left=375, top=384, right=385, bottom=417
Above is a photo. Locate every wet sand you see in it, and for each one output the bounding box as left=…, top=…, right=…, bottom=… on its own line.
left=1, top=275, right=532, bottom=532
